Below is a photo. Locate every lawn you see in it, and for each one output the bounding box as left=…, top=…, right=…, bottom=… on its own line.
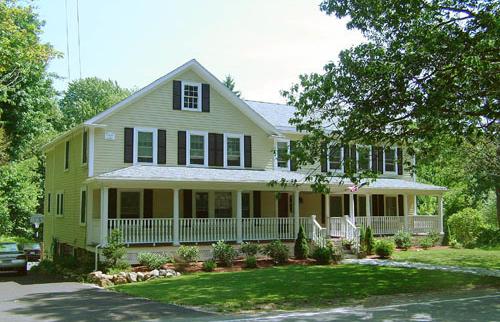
left=392, top=248, right=500, bottom=270
left=113, top=264, right=500, bottom=312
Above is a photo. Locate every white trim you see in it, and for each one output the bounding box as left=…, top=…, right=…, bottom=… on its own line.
left=274, top=138, right=290, bottom=170
left=117, top=189, right=143, bottom=219
left=383, top=146, right=398, bottom=174
left=133, top=127, right=158, bottom=165
left=223, top=133, right=244, bottom=168
left=356, top=144, right=372, bottom=172
left=327, top=144, right=344, bottom=173
left=79, top=187, right=87, bottom=226
left=187, top=130, right=208, bottom=167
left=88, top=127, right=95, bottom=177
left=181, top=81, right=202, bottom=112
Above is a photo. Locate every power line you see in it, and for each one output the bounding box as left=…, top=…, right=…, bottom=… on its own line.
left=65, top=0, right=71, bottom=81
left=76, top=0, right=82, bottom=79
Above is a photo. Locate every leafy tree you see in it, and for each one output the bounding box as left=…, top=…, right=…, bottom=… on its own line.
left=58, top=77, right=131, bottom=130
left=222, top=74, right=241, bottom=97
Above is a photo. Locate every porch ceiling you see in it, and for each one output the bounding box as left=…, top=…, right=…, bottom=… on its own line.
left=87, top=165, right=447, bottom=194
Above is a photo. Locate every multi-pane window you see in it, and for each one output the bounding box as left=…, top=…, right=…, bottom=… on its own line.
left=215, top=192, right=232, bottom=218
left=329, top=145, right=343, bottom=171
left=137, top=131, right=153, bottom=163
left=64, top=141, right=70, bottom=170
left=384, top=147, right=397, bottom=173
left=182, top=83, right=201, bottom=110
left=189, top=134, right=206, bottom=165
left=357, top=146, right=371, bottom=171
left=80, top=190, right=87, bottom=224
left=225, top=134, right=242, bottom=167
left=385, top=196, right=398, bottom=216
left=195, top=192, right=209, bottom=218
left=120, top=191, right=140, bottom=218
left=276, top=140, right=289, bottom=169
left=56, top=193, right=64, bottom=215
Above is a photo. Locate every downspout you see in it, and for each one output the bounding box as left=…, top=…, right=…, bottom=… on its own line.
left=94, top=244, right=102, bottom=271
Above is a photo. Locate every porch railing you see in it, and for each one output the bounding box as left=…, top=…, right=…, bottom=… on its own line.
left=179, top=218, right=237, bottom=243
left=108, top=218, right=174, bottom=244
left=242, top=217, right=295, bottom=241
left=353, top=215, right=439, bottom=235
left=408, top=215, right=440, bottom=234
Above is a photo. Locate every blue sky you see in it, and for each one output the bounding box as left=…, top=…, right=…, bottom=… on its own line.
left=37, top=0, right=364, bottom=103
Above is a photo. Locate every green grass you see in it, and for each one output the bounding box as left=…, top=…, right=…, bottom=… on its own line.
left=392, top=248, right=500, bottom=270
left=113, top=264, right=500, bottom=312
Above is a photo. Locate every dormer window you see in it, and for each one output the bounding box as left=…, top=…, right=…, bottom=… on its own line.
left=182, top=82, right=202, bottom=111
left=275, top=139, right=290, bottom=170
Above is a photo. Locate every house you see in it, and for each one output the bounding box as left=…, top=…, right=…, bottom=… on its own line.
left=42, top=59, right=446, bottom=259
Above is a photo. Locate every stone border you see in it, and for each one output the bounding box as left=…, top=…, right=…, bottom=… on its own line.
left=89, top=269, right=181, bottom=287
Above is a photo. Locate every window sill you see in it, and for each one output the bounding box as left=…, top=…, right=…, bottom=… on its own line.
left=180, top=108, right=202, bottom=112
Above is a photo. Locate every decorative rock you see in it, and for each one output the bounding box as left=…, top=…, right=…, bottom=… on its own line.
left=176, top=272, right=181, bottom=276
left=151, top=269, right=160, bottom=277
left=143, top=272, right=151, bottom=281
left=136, top=272, right=144, bottom=281
left=166, top=272, right=174, bottom=278
left=98, top=278, right=114, bottom=287
left=127, top=272, right=137, bottom=283
left=159, top=269, right=167, bottom=276
left=88, top=271, right=103, bottom=282
left=102, top=274, right=114, bottom=280
left=114, top=276, right=128, bottom=285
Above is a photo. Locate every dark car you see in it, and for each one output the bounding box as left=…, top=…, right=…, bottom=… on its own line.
left=23, top=243, right=41, bottom=261
left=0, top=242, right=27, bottom=275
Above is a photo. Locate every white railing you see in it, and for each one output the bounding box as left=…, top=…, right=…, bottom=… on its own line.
left=329, top=217, right=344, bottom=237
left=311, top=215, right=327, bottom=246
left=179, top=218, right=237, bottom=243
left=242, top=217, right=295, bottom=241
left=344, top=216, right=360, bottom=252
left=90, top=218, right=101, bottom=244
left=299, top=217, right=312, bottom=239
left=408, top=215, right=439, bottom=234
left=356, top=216, right=405, bottom=235
left=108, top=218, right=173, bottom=244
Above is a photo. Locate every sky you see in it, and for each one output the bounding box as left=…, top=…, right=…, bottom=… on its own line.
left=36, top=0, right=365, bottom=103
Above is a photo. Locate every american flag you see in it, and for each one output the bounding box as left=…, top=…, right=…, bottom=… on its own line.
left=348, top=182, right=368, bottom=192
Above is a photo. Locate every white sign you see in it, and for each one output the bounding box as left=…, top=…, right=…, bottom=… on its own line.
left=105, top=131, right=116, bottom=140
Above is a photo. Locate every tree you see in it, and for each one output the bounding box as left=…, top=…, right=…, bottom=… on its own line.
left=282, top=0, right=499, bottom=223
left=222, top=74, right=241, bottom=97
left=59, top=77, right=131, bottom=130
left=294, top=225, right=309, bottom=259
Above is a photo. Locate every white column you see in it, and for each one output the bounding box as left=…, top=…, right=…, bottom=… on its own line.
left=365, top=194, right=371, bottom=227
left=173, top=189, right=180, bottom=246
left=412, top=195, right=417, bottom=216
left=437, top=195, right=444, bottom=234
left=236, top=190, right=243, bottom=243
left=349, top=193, right=355, bottom=222
left=86, top=186, right=93, bottom=244
left=403, top=194, right=409, bottom=231
left=100, top=187, right=109, bottom=245
left=293, top=191, right=300, bottom=237
left=324, top=194, right=330, bottom=235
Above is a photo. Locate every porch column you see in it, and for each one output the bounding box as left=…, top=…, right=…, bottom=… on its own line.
left=437, top=195, right=444, bottom=234
left=100, top=187, right=109, bottom=245
left=294, top=191, right=300, bottom=237
left=349, top=193, right=355, bottom=222
left=412, top=195, right=417, bottom=216
left=236, top=190, right=243, bottom=243
left=324, top=193, right=330, bottom=235
left=173, top=188, right=180, bottom=246
left=365, top=194, right=371, bottom=227
left=403, top=194, right=409, bottom=231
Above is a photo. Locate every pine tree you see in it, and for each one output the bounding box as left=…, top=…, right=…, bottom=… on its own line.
left=294, top=225, right=309, bottom=259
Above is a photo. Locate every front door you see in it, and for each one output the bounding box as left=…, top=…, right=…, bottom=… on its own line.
left=278, top=193, right=289, bottom=218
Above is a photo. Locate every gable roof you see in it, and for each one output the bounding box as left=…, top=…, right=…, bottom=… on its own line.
left=84, top=59, right=279, bottom=136
left=245, top=100, right=297, bottom=132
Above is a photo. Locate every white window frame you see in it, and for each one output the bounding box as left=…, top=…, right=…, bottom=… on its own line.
left=64, top=140, right=70, bottom=171
left=384, top=195, right=399, bottom=216
left=383, top=146, right=397, bottom=174
left=117, top=189, right=143, bottom=219
left=181, top=81, right=202, bottom=112
left=79, top=187, right=87, bottom=226
left=133, top=127, right=158, bottom=165
left=328, top=144, right=344, bottom=173
left=187, top=130, right=208, bottom=167
left=356, top=145, right=372, bottom=172
left=56, top=191, right=64, bottom=217
left=223, top=133, right=244, bottom=168
left=274, top=138, right=290, bottom=170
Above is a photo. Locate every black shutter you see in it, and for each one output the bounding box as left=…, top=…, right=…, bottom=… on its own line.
left=398, top=195, right=404, bottom=216
left=244, top=135, right=252, bottom=168
left=321, top=194, right=326, bottom=223
left=253, top=191, right=261, bottom=218
left=208, top=133, right=217, bottom=166
left=183, top=189, right=192, bottom=218
left=124, top=128, right=134, bottom=163
left=82, top=130, right=88, bottom=164
left=371, top=195, right=378, bottom=216
left=353, top=194, right=358, bottom=216
left=377, top=147, right=384, bottom=173
left=177, top=131, right=186, bottom=165
left=143, top=189, right=153, bottom=218
left=202, top=83, right=210, bottom=112
left=215, top=133, right=223, bottom=166
left=173, top=80, right=181, bottom=110
left=290, top=141, right=297, bottom=171
left=397, top=147, right=403, bottom=175
left=108, top=188, right=117, bottom=219
left=371, top=146, right=378, bottom=172
left=157, top=129, right=166, bottom=164
left=350, top=145, right=357, bottom=173
left=320, top=143, right=328, bottom=172
left=343, top=194, right=350, bottom=217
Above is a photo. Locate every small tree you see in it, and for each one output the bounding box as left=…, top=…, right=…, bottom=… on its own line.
left=448, top=208, right=486, bottom=248
left=102, top=230, right=128, bottom=270
left=294, top=225, right=309, bottom=259
left=365, top=226, right=375, bottom=255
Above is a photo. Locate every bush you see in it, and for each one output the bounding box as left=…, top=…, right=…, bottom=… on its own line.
left=245, top=255, right=258, bottom=268
left=30, top=259, right=58, bottom=275
left=240, top=242, right=261, bottom=257
left=447, top=208, right=486, bottom=248
left=476, top=226, right=500, bottom=248
left=137, top=252, right=171, bottom=270
left=420, top=237, right=434, bottom=250
left=374, top=239, right=395, bottom=259
left=428, top=231, right=441, bottom=246
left=176, top=245, right=200, bottom=263
left=202, top=259, right=217, bottom=272
left=341, top=238, right=353, bottom=250
left=394, top=230, right=412, bottom=250
left=329, top=241, right=344, bottom=263
left=294, top=225, right=309, bottom=259
left=449, top=238, right=463, bottom=249
left=212, top=240, right=238, bottom=267
left=102, top=230, right=129, bottom=271
left=263, top=240, right=289, bottom=264
left=365, top=226, right=375, bottom=255
left=312, top=246, right=332, bottom=265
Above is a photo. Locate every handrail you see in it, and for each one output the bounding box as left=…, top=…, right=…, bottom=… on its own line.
left=344, top=216, right=360, bottom=253
left=311, top=215, right=327, bottom=247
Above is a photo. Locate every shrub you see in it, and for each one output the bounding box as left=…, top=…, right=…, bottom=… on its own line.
left=449, top=238, right=463, bottom=249
left=245, top=255, right=258, bottom=268
left=212, top=240, right=238, bottom=267
left=102, top=230, right=129, bottom=271
left=294, top=225, right=309, bottom=259
left=394, top=230, right=412, bottom=250
left=359, top=227, right=366, bottom=251
left=374, top=239, right=395, bottom=259
left=447, top=208, right=486, bottom=248
left=420, top=237, right=434, bottom=250
left=263, top=240, right=289, bottom=264
left=312, top=246, right=332, bottom=265
left=176, top=245, right=200, bottom=263
left=240, top=242, right=261, bottom=257
left=30, top=259, right=58, bottom=275
left=329, top=241, right=344, bottom=263
left=202, top=259, right=217, bottom=272
left=137, top=252, right=171, bottom=270
left=341, top=238, right=353, bottom=250
left=364, top=226, right=375, bottom=255
left=428, top=231, right=441, bottom=246
left=476, top=226, right=500, bottom=248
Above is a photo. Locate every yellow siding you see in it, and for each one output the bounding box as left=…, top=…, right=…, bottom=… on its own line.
left=299, top=192, right=322, bottom=218
left=153, top=189, right=172, bottom=218
left=260, top=191, right=276, bottom=217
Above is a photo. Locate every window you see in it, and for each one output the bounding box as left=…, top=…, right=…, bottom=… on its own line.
left=187, top=131, right=208, bottom=166
left=182, top=82, right=201, bottom=111
left=47, top=193, right=51, bottom=214
left=242, top=192, right=250, bottom=218
left=357, top=146, right=371, bottom=171
left=80, top=189, right=87, bottom=224
left=64, top=141, right=70, bottom=170
left=224, top=134, right=244, bottom=167
left=195, top=192, right=209, bottom=218
left=385, top=196, right=398, bottom=216
left=56, top=192, right=64, bottom=216
left=133, top=128, right=157, bottom=164
left=82, top=129, right=88, bottom=164
left=215, top=192, right=232, bottom=218
left=328, top=145, right=343, bottom=172
left=384, top=147, right=397, bottom=173
left=275, top=139, right=290, bottom=170
left=120, top=191, right=141, bottom=218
